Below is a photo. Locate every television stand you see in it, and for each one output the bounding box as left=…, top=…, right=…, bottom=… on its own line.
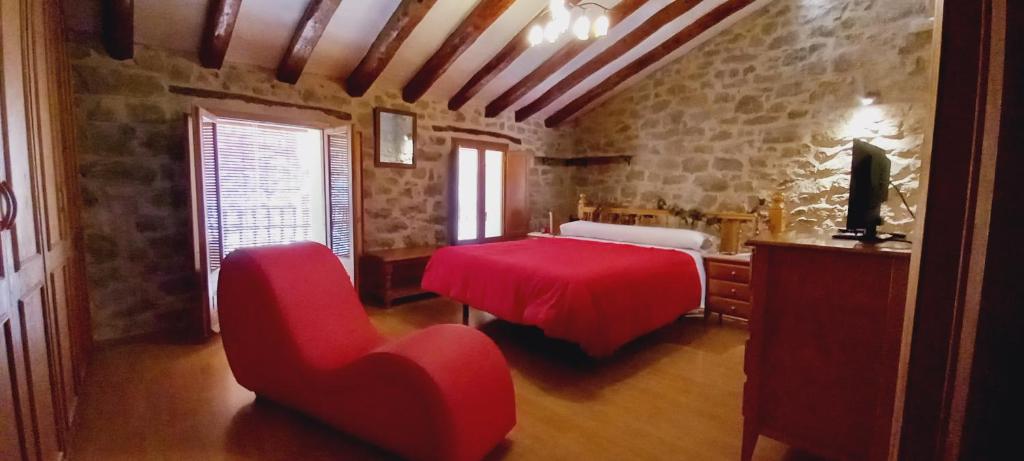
left=833, top=228, right=909, bottom=243
left=743, top=237, right=911, bottom=460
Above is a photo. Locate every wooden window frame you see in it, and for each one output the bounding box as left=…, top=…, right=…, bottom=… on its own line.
left=187, top=106, right=362, bottom=338
left=448, top=137, right=509, bottom=245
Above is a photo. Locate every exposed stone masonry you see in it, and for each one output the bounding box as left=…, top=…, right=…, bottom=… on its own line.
left=69, top=42, right=573, bottom=340
left=69, top=0, right=935, bottom=341
left=569, top=0, right=934, bottom=236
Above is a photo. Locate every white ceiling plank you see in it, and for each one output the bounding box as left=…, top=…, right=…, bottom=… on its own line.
left=125, top=0, right=771, bottom=118
left=135, top=0, right=209, bottom=54
left=225, top=0, right=311, bottom=68
left=305, top=0, right=403, bottom=79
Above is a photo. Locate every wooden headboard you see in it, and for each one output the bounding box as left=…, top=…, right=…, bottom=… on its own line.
left=577, top=194, right=671, bottom=227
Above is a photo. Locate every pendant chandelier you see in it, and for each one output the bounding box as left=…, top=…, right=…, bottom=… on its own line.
left=527, top=0, right=611, bottom=47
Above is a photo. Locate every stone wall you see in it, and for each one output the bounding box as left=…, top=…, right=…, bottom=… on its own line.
left=69, top=42, right=573, bottom=340
left=569, top=0, right=934, bottom=236
left=69, top=0, right=937, bottom=340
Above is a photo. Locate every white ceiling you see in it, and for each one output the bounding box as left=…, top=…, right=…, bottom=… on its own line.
left=80, top=0, right=771, bottom=123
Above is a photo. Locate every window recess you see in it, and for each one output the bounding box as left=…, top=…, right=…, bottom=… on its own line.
left=188, top=108, right=361, bottom=333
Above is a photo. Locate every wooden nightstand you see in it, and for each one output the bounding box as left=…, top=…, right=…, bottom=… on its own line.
left=359, top=246, right=439, bottom=307
left=703, top=252, right=752, bottom=322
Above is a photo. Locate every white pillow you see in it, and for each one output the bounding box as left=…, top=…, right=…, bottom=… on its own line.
left=559, top=220, right=713, bottom=251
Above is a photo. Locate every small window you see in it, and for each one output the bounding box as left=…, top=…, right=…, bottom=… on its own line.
left=451, top=139, right=509, bottom=244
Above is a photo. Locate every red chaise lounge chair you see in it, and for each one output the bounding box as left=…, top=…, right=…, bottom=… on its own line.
left=217, top=242, right=516, bottom=461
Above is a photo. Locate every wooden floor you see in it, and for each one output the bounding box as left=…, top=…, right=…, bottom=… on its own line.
left=70, top=297, right=821, bottom=460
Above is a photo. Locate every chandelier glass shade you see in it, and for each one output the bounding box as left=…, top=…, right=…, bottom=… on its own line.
left=527, top=0, right=610, bottom=47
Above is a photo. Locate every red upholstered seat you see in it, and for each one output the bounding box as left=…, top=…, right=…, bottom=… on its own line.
left=218, top=242, right=516, bottom=461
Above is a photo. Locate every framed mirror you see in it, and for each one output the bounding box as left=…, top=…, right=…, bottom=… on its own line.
left=374, top=108, right=416, bottom=168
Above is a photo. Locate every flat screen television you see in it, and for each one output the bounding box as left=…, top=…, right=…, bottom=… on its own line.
left=834, top=140, right=898, bottom=242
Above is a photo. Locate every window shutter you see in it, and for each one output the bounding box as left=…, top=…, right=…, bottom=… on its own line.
left=200, top=120, right=223, bottom=270
left=504, top=151, right=531, bottom=237
left=326, top=127, right=353, bottom=258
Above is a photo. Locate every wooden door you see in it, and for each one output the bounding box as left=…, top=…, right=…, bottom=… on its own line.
left=503, top=151, right=530, bottom=238
left=34, top=0, right=80, bottom=440
left=0, top=0, right=76, bottom=459
left=0, top=305, right=30, bottom=460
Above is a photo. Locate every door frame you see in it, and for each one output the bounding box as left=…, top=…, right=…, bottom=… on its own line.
left=892, top=0, right=1020, bottom=459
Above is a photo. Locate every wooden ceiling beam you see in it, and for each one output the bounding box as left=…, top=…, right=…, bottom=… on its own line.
left=447, top=7, right=546, bottom=111
left=345, top=0, right=438, bottom=97
left=515, top=0, right=701, bottom=122
left=200, top=0, right=244, bottom=69
left=102, top=0, right=134, bottom=60
left=545, top=0, right=756, bottom=127
left=277, top=0, right=342, bottom=84
left=402, top=0, right=517, bottom=104
left=484, top=0, right=647, bottom=118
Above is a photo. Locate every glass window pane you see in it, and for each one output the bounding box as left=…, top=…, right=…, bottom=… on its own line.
left=215, top=121, right=326, bottom=257
left=457, top=147, right=479, bottom=241
left=484, top=150, right=503, bottom=238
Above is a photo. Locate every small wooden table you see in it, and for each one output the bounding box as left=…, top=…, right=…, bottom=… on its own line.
left=358, top=246, right=439, bottom=307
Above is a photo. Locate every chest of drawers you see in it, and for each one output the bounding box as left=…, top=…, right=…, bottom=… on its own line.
left=703, top=253, right=752, bottom=322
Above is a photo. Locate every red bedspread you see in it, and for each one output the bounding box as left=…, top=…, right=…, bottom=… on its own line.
left=421, top=237, right=703, bottom=357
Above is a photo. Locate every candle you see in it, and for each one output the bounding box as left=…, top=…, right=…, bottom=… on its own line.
left=549, top=211, right=554, bottom=236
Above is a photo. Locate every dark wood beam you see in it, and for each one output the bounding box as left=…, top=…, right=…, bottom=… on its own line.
left=545, top=0, right=756, bottom=127
left=447, top=7, right=546, bottom=111
left=200, top=0, right=244, bottom=69
left=484, top=0, right=647, bottom=118
left=345, top=0, right=438, bottom=97
left=277, top=0, right=342, bottom=84
left=167, top=85, right=352, bottom=120
left=516, top=0, right=701, bottom=122
left=429, top=125, right=521, bottom=144
left=535, top=155, right=632, bottom=167
left=402, top=0, right=517, bottom=103
left=102, top=0, right=134, bottom=60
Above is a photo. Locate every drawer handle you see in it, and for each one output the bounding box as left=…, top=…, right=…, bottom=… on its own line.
left=730, top=288, right=737, bottom=295
left=730, top=270, right=737, bottom=277
left=729, top=305, right=736, bottom=312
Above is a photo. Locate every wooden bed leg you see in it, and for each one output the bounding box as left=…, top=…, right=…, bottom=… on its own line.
left=462, top=304, right=469, bottom=326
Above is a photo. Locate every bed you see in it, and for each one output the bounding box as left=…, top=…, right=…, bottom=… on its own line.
left=421, top=196, right=708, bottom=357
